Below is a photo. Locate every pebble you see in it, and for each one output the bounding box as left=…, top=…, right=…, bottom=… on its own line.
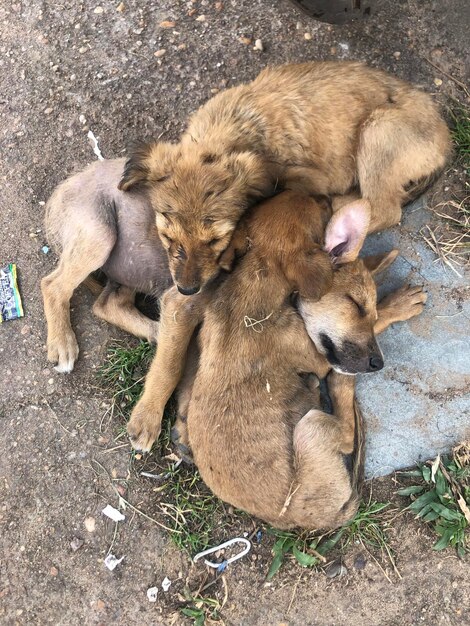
left=353, top=554, right=367, bottom=570
left=70, top=537, right=84, bottom=552
left=325, top=559, right=347, bottom=578
left=154, top=49, right=166, bottom=58
left=94, top=6, right=104, bottom=14
left=49, top=566, right=58, bottom=576
left=159, top=20, right=175, bottom=28
left=20, top=325, right=30, bottom=335
left=195, top=15, right=206, bottom=22
left=116, top=2, right=125, bottom=12
left=79, top=46, right=87, bottom=54
left=79, top=114, right=86, bottom=124
left=304, top=32, right=312, bottom=40
left=393, top=51, right=401, bottom=59
left=215, top=2, right=223, bottom=11
left=239, top=36, right=252, bottom=45
left=84, top=516, right=96, bottom=532
left=433, top=77, right=443, bottom=86
left=254, top=39, right=264, bottom=51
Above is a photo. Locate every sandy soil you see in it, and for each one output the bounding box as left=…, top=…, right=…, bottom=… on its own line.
left=0, top=1, right=468, bottom=624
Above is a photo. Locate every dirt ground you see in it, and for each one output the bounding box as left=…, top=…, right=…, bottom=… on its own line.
left=0, top=1, right=469, bottom=625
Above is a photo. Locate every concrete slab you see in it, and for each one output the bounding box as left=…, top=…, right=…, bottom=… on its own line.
left=359, top=198, right=470, bottom=477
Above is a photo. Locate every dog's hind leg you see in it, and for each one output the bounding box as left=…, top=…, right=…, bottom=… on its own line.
left=93, top=283, right=159, bottom=342
left=357, top=97, right=450, bottom=232
left=41, top=230, right=116, bottom=373
left=281, top=409, right=359, bottom=530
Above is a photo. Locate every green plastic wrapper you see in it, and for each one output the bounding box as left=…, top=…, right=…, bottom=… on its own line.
left=0, top=263, right=24, bottom=323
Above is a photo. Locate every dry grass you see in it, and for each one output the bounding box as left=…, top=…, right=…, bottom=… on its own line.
left=423, top=106, right=470, bottom=275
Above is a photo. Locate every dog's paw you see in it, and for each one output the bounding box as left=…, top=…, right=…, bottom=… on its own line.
left=47, top=330, right=79, bottom=373
left=379, top=285, right=427, bottom=323
left=171, top=418, right=194, bottom=464
left=127, top=401, right=161, bottom=452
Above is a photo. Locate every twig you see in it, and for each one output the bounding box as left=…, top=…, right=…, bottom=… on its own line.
left=90, top=458, right=181, bottom=534
left=44, top=400, right=73, bottom=434
left=424, top=57, right=470, bottom=98
left=243, top=311, right=273, bottom=333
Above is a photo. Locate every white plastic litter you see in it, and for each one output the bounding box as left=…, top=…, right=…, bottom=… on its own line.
left=161, top=577, right=171, bottom=592
left=147, top=586, right=159, bottom=602
left=102, top=504, right=125, bottom=522
left=87, top=129, right=104, bottom=161
left=104, top=554, right=124, bottom=571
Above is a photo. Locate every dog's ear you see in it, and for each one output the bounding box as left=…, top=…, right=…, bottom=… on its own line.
left=219, top=219, right=250, bottom=272
left=362, top=249, right=399, bottom=275
left=224, top=152, right=272, bottom=198
left=284, top=251, right=333, bottom=302
left=324, top=200, right=370, bottom=264
left=118, top=142, right=179, bottom=191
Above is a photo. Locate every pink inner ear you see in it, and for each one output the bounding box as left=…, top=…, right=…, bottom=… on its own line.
left=324, top=200, right=370, bottom=259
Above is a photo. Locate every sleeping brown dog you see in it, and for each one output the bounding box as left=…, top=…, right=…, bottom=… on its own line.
left=118, top=61, right=451, bottom=295
left=127, top=192, right=426, bottom=529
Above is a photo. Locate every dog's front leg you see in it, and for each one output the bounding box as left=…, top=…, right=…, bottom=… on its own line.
left=375, top=285, right=427, bottom=335
left=326, top=371, right=356, bottom=455
left=127, top=287, right=206, bottom=452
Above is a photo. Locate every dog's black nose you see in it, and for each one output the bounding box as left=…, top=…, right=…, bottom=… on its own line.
left=177, top=284, right=200, bottom=296
left=369, top=355, right=384, bottom=371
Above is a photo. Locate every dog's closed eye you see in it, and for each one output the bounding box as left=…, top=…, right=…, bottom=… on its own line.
left=346, top=294, right=366, bottom=317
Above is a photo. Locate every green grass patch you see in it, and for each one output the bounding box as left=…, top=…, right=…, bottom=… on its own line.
left=451, top=107, right=470, bottom=172
left=398, top=444, right=470, bottom=558
left=98, top=340, right=237, bottom=558
left=266, top=498, right=394, bottom=580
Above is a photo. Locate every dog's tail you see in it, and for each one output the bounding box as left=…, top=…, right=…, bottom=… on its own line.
left=350, top=396, right=365, bottom=493
left=333, top=397, right=365, bottom=526
left=83, top=270, right=107, bottom=296
left=402, top=167, right=445, bottom=207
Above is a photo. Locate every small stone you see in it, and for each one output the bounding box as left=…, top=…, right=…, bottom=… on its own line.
left=154, top=49, right=166, bottom=58
left=29, top=232, right=38, bottom=238
left=195, top=15, right=206, bottom=21
left=304, top=32, right=312, bottom=40
left=147, top=586, right=158, bottom=602
left=50, top=566, right=58, bottom=576
left=20, top=325, right=31, bottom=335
left=353, top=554, right=367, bottom=570
left=48, top=378, right=54, bottom=385
left=296, top=21, right=302, bottom=30
left=94, top=599, right=106, bottom=612
left=70, top=537, right=84, bottom=552
left=254, top=39, right=263, bottom=51
left=94, top=6, right=104, bottom=14
left=116, top=484, right=127, bottom=496
left=177, top=43, right=187, bottom=50
left=116, top=2, right=125, bottom=12
left=134, top=453, right=142, bottom=460
left=188, top=8, right=197, bottom=16
left=325, top=559, right=347, bottom=578
left=393, top=51, right=401, bottom=59
left=79, top=46, right=87, bottom=54
left=84, top=516, right=96, bottom=532
left=79, top=114, right=86, bottom=124
left=330, top=46, right=337, bottom=55
left=215, top=2, right=223, bottom=11
left=44, top=107, right=53, bottom=115
left=239, top=36, right=252, bottom=45
left=159, top=20, right=175, bottom=28
left=433, top=77, right=443, bottom=86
